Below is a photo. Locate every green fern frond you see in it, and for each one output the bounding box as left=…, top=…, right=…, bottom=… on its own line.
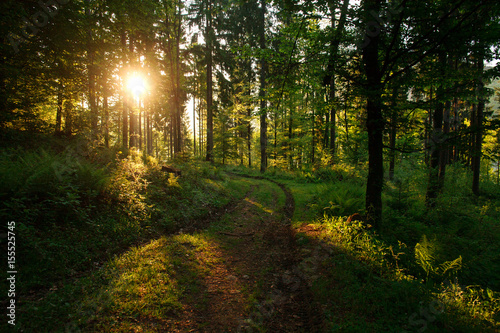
left=439, top=256, right=462, bottom=277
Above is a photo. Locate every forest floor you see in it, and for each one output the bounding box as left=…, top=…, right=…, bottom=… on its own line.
left=14, top=163, right=499, bottom=332
left=70, top=175, right=327, bottom=332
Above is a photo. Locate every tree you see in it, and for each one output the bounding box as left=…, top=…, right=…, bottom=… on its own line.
left=259, top=0, right=269, bottom=172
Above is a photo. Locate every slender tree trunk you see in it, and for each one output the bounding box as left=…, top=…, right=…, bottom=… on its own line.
left=104, top=91, right=109, bottom=148
left=55, top=81, right=63, bottom=135
left=389, top=86, right=398, bottom=181
left=453, top=96, right=459, bottom=162
left=193, top=94, right=196, bottom=157
left=247, top=85, right=252, bottom=167
left=88, top=63, right=98, bottom=139
left=121, top=30, right=129, bottom=149
left=439, top=99, right=451, bottom=184
left=324, top=104, right=329, bottom=149
left=424, top=86, right=433, bottom=166
left=175, top=1, right=182, bottom=154
left=205, top=0, right=214, bottom=162
left=327, top=0, right=349, bottom=164
left=362, top=0, right=384, bottom=228
left=86, top=2, right=98, bottom=140
left=64, top=97, right=73, bottom=136
left=344, top=92, right=349, bottom=144
left=147, top=111, right=152, bottom=155
left=312, top=106, right=315, bottom=165
left=274, top=110, right=278, bottom=168
left=139, top=99, right=143, bottom=150
left=426, top=56, right=446, bottom=208
left=129, top=36, right=137, bottom=149
left=259, top=0, right=268, bottom=173
left=288, top=104, right=293, bottom=169
left=472, top=54, right=484, bottom=195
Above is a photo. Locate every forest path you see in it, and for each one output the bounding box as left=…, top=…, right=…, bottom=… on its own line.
left=174, top=175, right=323, bottom=332
left=80, top=175, right=324, bottom=332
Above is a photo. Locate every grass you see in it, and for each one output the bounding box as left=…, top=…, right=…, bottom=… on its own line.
left=14, top=173, right=282, bottom=332
left=3, top=140, right=499, bottom=331
left=0, top=142, right=252, bottom=332
left=282, top=162, right=500, bottom=332
left=224, top=161, right=500, bottom=331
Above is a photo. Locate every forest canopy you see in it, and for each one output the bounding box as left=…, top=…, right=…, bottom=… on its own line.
left=1, top=0, right=500, bottom=226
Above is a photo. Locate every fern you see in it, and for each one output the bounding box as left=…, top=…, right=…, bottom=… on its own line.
left=438, top=256, right=462, bottom=278
left=415, top=235, right=462, bottom=281
left=415, top=235, right=436, bottom=278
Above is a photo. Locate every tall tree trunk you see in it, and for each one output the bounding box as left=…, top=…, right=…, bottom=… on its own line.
left=389, top=86, right=398, bottom=181
left=452, top=96, right=460, bottom=162
left=86, top=2, right=98, bottom=140
left=55, top=81, right=63, bottom=135
left=147, top=110, right=152, bottom=155
left=472, top=54, right=485, bottom=195
left=174, top=1, right=182, bottom=154
left=439, top=99, right=451, bottom=183
left=259, top=0, right=268, bottom=173
left=362, top=0, right=384, bottom=228
left=64, top=97, right=73, bottom=136
left=193, top=94, right=196, bottom=157
left=324, top=104, right=329, bottom=149
left=326, top=0, right=349, bottom=163
left=288, top=104, right=293, bottom=169
left=139, top=99, right=142, bottom=150
left=205, top=0, right=214, bottom=162
left=311, top=106, right=315, bottom=165
left=129, top=36, right=137, bottom=149
left=426, top=62, right=445, bottom=208
left=103, top=90, right=109, bottom=148
left=121, top=30, right=129, bottom=149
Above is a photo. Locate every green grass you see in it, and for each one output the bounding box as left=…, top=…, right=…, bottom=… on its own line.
left=3, top=146, right=500, bottom=331
left=14, top=172, right=280, bottom=332
left=282, top=162, right=500, bottom=332
left=0, top=144, right=252, bottom=332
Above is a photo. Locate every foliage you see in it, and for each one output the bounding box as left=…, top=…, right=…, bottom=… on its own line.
left=0, top=144, right=234, bottom=296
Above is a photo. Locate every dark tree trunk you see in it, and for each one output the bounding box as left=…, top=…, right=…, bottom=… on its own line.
left=248, top=88, right=252, bottom=167
left=312, top=106, right=315, bottom=165
left=389, top=86, right=398, bottom=181
left=174, top=1, right=182, bottom=154
left=426, top=77, right=445, bottom=208
left=362, top=0, right=384, bottom=229
left=64, top=97, right=73, bottom=136
left=439, top=100, right=451, bottom=183
left=472, top=55, right=484, bottom=195
left=121, top=29, right=129, bottom=149
left=129, top=36, right=138, bottom=149
left=139, top=101, right=142, bottom=150
left=193, top=95, right=196, bottom=157
left=55, top=81, right=63, bottom=135
left=259, top=0, right=268, bottom=173
left=206, top=0, right=214, bottom=162
left=104, top=92, right=109, bottom=148
left=88, top=62, right=98, bottom=139
left=86, top=2, right=98, bottom=140
left=326, top=0, right=349, bottom=163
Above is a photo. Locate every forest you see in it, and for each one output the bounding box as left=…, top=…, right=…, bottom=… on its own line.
left=1, top=0, right=500, bottom=331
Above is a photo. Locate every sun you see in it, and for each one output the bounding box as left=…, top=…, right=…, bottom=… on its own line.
left=127, top=75, right=147, bottom=97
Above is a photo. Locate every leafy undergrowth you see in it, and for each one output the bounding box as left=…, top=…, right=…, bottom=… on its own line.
left=291, top=169, right=499, bottom=331
left=0, top=142, right=245, bottom=331
left=15, top=176, right=299, bottom=332
left=226, top=163, right=500, bottom=332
